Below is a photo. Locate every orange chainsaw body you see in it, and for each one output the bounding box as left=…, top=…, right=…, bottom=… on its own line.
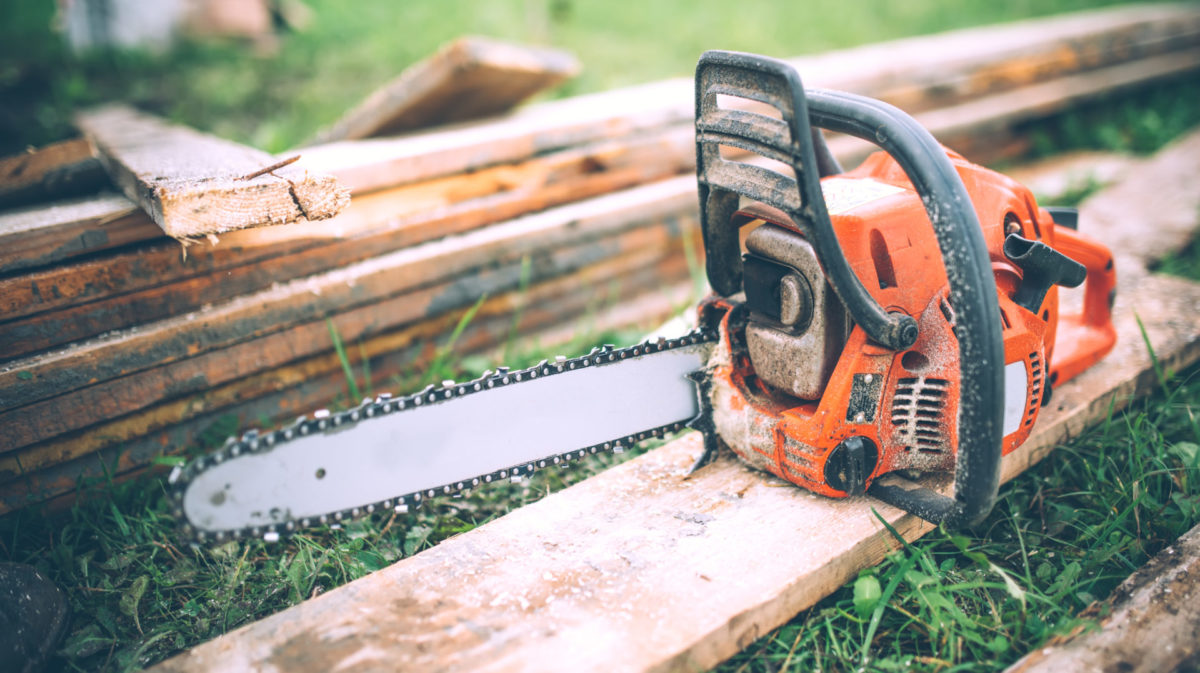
left=702, top=149, right=1117, bottom=498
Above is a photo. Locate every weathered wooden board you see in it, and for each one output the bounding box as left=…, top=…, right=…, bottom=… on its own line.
left=302, top=3, right=1200, bottom=195
left=312, top=36, right=579, bottom=143
left=0, top=193, right=160, bottom=275
left=147, top=267, right=1200, bottom=673
left=0, top=176, right=696, bottom=415
left=825, top=3, right=1200, bottom=114
left=9, top=46, right=1197, bottom=357
left=3, top=4, right=1193, bottom=274
left=0, top=138, right=107, bottom=210
left=0, top=268, right=696, bottom=512
left=0, top=129, right=694, bottom=355
left=0, top=226, right=689, bottom=462
left=1082, top=129, right=1200, bottom=267
left=149, top=116, right=1200, bottom=673
left=1005, top=523, right=1200, bottom=673
left=916, top=47, right=1200, bottom=158
left=75, top=105, right=350, bottom=238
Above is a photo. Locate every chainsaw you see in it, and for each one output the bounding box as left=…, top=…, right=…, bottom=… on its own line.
left=169, top=51, right=1117, bottom=543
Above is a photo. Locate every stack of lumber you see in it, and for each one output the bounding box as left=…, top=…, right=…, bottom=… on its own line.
left=150, top=124, right=1200, bottom=673
left=3, top=4, right=1200, bottom=514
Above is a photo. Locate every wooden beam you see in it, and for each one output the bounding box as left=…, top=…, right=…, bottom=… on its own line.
left=3, top=3, right=1191, bottom=273
left=1080, top=128, right=1200, bottom=268
left=0, top=225, right=689, bottom=460
left=146, top=270, right=1200, bottom=673
left=915, top=48, right=1200, bottom=156
left=1004, top=524, right=1200, bottom=673
left=0, top=177, right=697, bottom=415
left=75, top=105, right=350, bottom=238
left=0, top=268, right=696, bottom=512
left=301, top=3, right=1200, bottom=195
left=0, top=129, right=694, bottom=356
left=0, top=193, right=160, bottom=275
left=148, top=115, right=1200, bottom=673
left=311, top=36, right=579, bottom=143
left=0, top=138, right=108, bottom=210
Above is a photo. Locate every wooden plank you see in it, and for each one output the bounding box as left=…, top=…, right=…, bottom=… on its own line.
left=1003, top=525, right=1200, bottom=673
left=148, top=97, right=1200, bottom=673
left=827, top=4, right=1200, bottom=114
left=6, top=41, right=1190, bottom=356
left=1080, top=128, right=1200, bottom=268
left=75, top=105, right=350, bottom=238
left=1003, top=151, right=1136, bottom=202
left=147, top=268, right=1200, bottom=673
left=0, top=224, right=689, bottom=461
left=4, top=2, right=1190, bottom=274
left=915, top=48, right=1200, bottom=156
left=0, top=138, right=108, bottom=210
left=2, top=4, right=1191, bottom=274
left=311, top=36, right=579, bottom=143
left=301, top=3, right=1200, bottom=195
left=0, top=267, right=696, bottom=512
left=0, top=176, right=698, bottom=416
left=0, top=129, right=694, bottom=355
left=0, top=193, right=161, bottom=275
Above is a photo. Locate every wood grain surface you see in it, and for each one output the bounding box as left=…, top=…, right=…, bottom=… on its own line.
left=148, top=118, right=1200, bottom=673
left=311, top=36, right=579, bottom=143
left=1005, top=524, right=1200, bottom=673
left=0, top=177, right=696, bottom=414
left=0, top=138, right=107, bottom=210
left=148, top=267, right=1200, bottom=673
left=0, top=129, right=693, bottom=357
left=0, top=193, right=159, bottom=275
left=76, top=105, right=349, bottom=238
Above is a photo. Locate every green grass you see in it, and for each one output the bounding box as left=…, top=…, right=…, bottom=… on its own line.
left=1, top=322, right=657, bottom=671
left=717, top=372, right=1200, bottom=671
left=0, top=0, right=1140, bottom=155
left=1025, top=76, right=1200, bottom=158
left=4, top=1, right=1200, bottom=671
left=6, top=260, right=1200, bottom=671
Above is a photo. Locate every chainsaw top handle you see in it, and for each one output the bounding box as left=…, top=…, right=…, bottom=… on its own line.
left=694, top=50, right=1005, bottom=529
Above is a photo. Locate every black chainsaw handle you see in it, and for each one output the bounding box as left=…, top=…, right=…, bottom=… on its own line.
left=694, top=50, right=1004, bottom=528
left=695, top=51, right=918, bottom=352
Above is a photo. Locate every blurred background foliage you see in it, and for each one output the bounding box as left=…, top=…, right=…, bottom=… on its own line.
left=0, top=0, right=1140, bottom=155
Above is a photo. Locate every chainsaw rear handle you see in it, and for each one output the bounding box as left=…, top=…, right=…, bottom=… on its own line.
left=695, top=50, right=1005, bottom=528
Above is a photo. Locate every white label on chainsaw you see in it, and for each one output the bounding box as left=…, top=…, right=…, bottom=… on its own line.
left=820, top=178, right=906, bottom=215
left=1003, top=361, right=1028, bottom=437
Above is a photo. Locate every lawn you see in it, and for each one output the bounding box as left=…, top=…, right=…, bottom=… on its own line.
left=2, top=1, right=1200, bottom=671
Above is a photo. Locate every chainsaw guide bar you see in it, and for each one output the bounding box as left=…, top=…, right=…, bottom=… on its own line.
left=169, top=328, right=718, bottom=544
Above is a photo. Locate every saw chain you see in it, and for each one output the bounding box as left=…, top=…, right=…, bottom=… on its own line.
left=168, top=327, right=718, bottom=545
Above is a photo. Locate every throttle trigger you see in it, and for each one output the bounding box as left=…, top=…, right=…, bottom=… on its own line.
left=1003, top=233, right=1086, bottom=313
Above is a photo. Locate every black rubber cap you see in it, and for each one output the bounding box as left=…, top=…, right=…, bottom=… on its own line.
left=0, top=563, right=69, bottom=673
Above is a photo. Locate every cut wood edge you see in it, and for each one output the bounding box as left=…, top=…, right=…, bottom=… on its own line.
left=0, top=192, right=159, bottom=275
left=311, top=36, right=580, bottom=143
left=1004, top=523, right=1200, bottom=673
left=75, top=105, right=350, bottom=238
left=0, top=138, right=108, bottom=210
left=148, top=269, right=1200, bottom=673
